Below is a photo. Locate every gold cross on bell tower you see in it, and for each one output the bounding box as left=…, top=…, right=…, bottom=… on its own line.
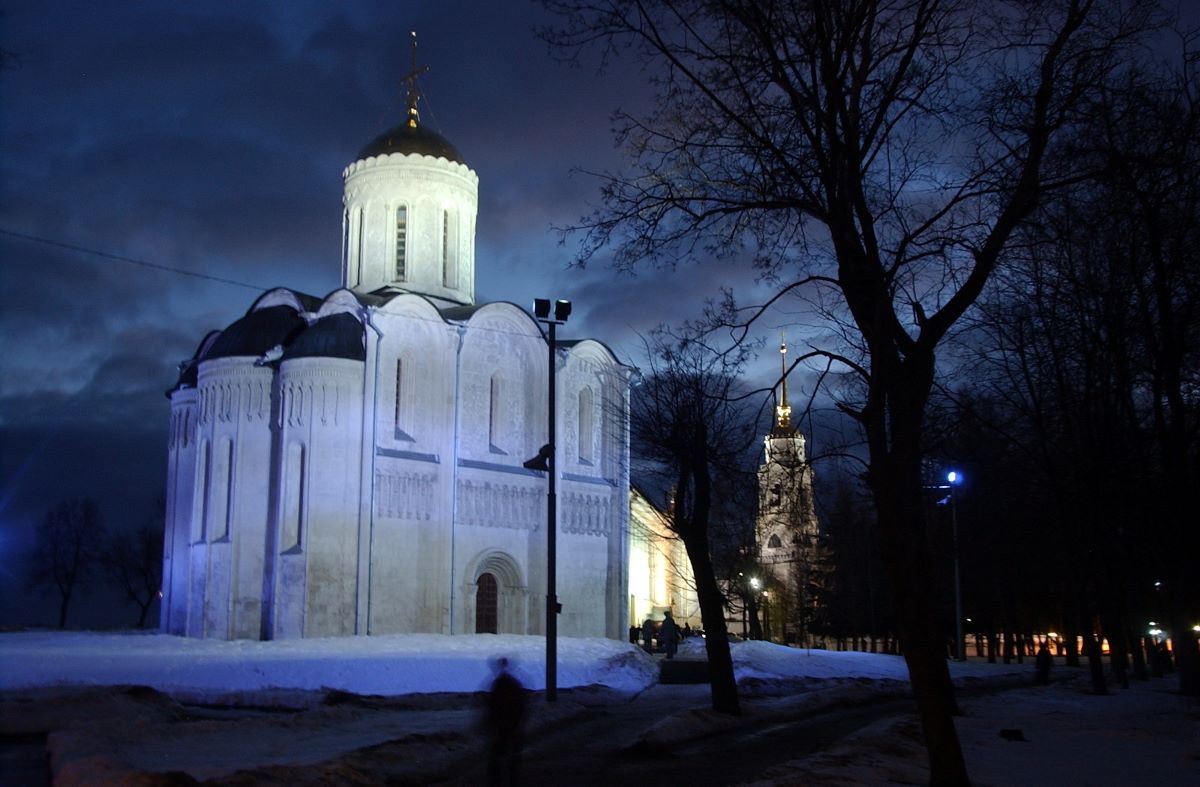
left=400, top=31, right=430, bottom=128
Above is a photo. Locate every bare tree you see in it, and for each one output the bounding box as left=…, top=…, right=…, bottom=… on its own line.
left=29, top=498, right=105, bottom=628
left=630, top=330, right=758, bottom=714
left=963, top=40, right=1200, bottom=695
left=101, top=499, right=165, bottom=628
left=1096, top=49, right=1200, bottom=696
left=542, top=1, right=1155, bottom=779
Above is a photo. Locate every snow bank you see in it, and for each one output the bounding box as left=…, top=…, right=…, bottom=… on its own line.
left=0, top=630, right=1031, bottom=702
left=0, top=631, right=658, bottom=698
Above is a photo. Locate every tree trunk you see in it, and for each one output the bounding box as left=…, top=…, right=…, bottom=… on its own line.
left=870, top=428, right=967, bottom=784
left=1065, top=620, right=1081, bottom=667
left=1170, top=610, right=1200, bottom=697
left=1083, top=629, right=1108, bottom=695
left=57, top=588, right=71, bottom=629
left=746, top=595, right=763, bottom=641
left=678, top=427, right=740, bottom=716
left=1146, top=636, right=1163, bottom=678
left=1129, top=631, right=1148, bottom=682
left=684, top=533, right=739, bottom=715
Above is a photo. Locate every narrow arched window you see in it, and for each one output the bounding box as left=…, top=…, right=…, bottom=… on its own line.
left=395, top=205, right=408, bottom=280
left=489, top=374, right=506, bottom=454
left=194, top=439, right=211, bottom=543
left=282, top=443, right=305, bottom=551
left=767, top=533, right=782, bottom=549
left=342, top=209, right=351, bottom=283
left=202, top=437, right=232, bottom=543
left=441, top=209, right=458, bottom=288
left=355, top=208, right=365, bottom=286
left=394, top=358, right=413, bottom=441
left=441, top=210, right=449, bottom=282
left=578, top=387, right=594, bottom=464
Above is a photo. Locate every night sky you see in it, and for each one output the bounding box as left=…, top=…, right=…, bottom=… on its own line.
left=0, top=2, right=785, bottom=626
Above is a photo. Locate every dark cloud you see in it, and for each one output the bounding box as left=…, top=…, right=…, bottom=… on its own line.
left=0, top=1, right=812, bottom=628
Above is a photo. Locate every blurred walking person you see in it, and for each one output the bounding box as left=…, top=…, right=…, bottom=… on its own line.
left=485, top=657, right=527, bottom=786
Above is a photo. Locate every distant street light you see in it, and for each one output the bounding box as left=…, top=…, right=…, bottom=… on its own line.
left=947, top=470, right=965, bottom=661
left=525, top=297, right=570, bottom=702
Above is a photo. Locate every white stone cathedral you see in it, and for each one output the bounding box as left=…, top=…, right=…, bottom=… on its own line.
left=757, top=340, right=822, bottom=643
left=160, top=67, right=633, bottom=641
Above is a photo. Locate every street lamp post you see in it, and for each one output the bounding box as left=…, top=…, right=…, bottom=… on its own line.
left=947, top=470, right=965, bottom=661
left=524, top=298, right=570, bottom=701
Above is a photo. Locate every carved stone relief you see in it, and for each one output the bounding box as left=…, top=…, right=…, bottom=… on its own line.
left=456, top=479, right=540, bottom=530
left=375, top=470, right=436, bottom=521
left=563, top=492, right=611, bottom=536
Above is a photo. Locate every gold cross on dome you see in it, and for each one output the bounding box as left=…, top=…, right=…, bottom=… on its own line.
left=400, top=31, right=430, bottom=128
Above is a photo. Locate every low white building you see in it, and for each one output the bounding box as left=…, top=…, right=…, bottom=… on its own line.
left=628, top=485, right=701, bottom=634
left=161, top=77, right=633, bottom=641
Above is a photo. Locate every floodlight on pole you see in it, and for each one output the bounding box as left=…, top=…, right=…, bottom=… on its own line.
left=947, top=469, right=965, bottom=661
left=526, top=297, right=570, bottom=702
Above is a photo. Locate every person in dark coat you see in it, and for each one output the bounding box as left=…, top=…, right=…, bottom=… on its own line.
left=1035, top=642, right=1053, bottom=685
left=485, top=657, right=526, bottom=786
left=661, top=609, right=680, bottom=659
left=642, top=616, right=656, bottom=653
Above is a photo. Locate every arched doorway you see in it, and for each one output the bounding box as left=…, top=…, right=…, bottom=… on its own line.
left=476, top=572, right=498, bottom=634
left=465, top=550, right=527, bottom=634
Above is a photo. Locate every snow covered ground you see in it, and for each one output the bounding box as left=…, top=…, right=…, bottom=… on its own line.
left=0, top=629, right=659, bottom=699
left=0, top=630, right=1015, bottom=699
left=1, top=631, right=1196, bottom=785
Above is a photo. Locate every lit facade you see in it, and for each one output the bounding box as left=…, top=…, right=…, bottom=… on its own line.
left=627, top=486, right=701, bottom=631
left=161, top=79, right=633, bottom=641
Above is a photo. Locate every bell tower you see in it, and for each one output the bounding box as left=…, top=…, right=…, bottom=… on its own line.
left=757, top=337, right=822, bottom=643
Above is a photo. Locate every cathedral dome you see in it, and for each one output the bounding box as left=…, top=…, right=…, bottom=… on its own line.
left=282, top=312, right=366, bottom=361
left=356, top=122, right=465, bottom=166
left=204, top=305, right=306, bottom=360
left=341, top=39, right=478, bottom=305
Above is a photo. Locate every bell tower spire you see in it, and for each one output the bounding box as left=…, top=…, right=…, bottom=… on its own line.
left=774, top=334, right=793, bottom=432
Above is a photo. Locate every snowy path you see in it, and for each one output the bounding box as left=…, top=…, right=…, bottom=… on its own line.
left=1, top=631, right=1195, bottom=784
